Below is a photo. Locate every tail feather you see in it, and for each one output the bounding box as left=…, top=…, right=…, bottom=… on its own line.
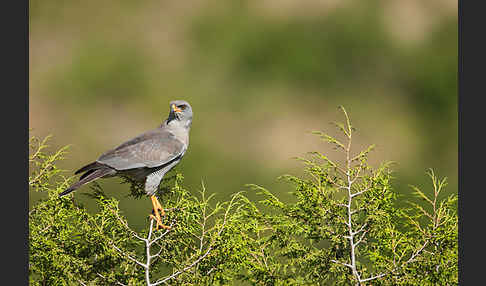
left=60, top=167, right=115, bottom=197
left=79, top=169, right=96, bottom=181
left=74, top=161, right=104, bottom=175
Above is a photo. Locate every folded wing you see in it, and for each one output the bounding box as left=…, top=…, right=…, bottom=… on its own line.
left=97, top=128, right=186, bottom=170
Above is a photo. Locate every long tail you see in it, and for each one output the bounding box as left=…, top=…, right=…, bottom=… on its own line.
left=59, top=162, right=115, bottom=197
left=74, top=161, right=105, bottom=176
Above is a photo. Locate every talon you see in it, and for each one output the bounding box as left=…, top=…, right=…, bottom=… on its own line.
left=149, top=195, right=171, bottom=231
left=158, top=223, right=172, bottom=230
left=149, top=214, right=171, bottom=230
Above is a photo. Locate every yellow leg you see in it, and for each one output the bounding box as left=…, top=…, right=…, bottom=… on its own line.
left=152, top=195, right=165, bottom=216
left=150, top=195, right=171, bottom=230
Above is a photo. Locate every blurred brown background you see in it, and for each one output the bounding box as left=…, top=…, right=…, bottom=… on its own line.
left=29, top=0, right=457, bottom=230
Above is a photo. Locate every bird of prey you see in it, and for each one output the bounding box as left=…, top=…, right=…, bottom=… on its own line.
left=59, top=100, right=193, bottom=230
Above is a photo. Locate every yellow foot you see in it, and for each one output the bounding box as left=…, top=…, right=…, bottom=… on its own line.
left=149, top=195, right=171, bottom=231
left=148, top=214, right=172, bottom=230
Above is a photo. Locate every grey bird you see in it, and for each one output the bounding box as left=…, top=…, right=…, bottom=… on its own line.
left=60, top=100, right=193, bottom=230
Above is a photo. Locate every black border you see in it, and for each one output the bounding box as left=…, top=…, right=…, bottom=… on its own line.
left=458, top=0, right=483, bottom=285
left=2, top=0, right=29, bottom=282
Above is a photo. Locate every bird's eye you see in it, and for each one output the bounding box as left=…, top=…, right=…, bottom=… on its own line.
left=179, top=105, right=187, bottom=110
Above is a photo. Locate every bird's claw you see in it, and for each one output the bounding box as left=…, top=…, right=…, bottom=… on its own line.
left=152, top=206, right=166, bottom=217
left=149, top=195, right=171, bottom=231
left=149, top=213, right=171, bottom=231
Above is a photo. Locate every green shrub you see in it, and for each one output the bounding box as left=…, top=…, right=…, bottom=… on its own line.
left=241, top=107, right=457, bottom=285
left=28, top=108, right=457, bottom=285
left=29, top=134, right=253, bottom=286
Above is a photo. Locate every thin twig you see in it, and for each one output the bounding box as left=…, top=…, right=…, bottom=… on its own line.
left=354, top=230, right=369, bottom=247
left=112, top=244, right=147, bottom=269
left=331, top=259, right=353, bottom=269
left=152, top=246, right=213, bottom=286
left=359, top=272, right=387, bottom=283
left=96, top=273, right=127, bottom=286
left=405, top=241, right=429, bottom=265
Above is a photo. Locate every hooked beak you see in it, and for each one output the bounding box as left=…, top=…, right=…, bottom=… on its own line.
left=172, top=104, right=182, bottom=114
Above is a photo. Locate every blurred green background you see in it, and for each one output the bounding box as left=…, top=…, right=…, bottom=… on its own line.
left=29, top=0, right=457, bottom=231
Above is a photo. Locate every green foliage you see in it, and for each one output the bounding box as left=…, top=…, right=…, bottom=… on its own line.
left=29, top=186, right=139, bottom=285
left=29, top=134, right=257, bottom=285
left=29, top=133, right=70, bottom=193
left=239, top=107, right=458, bottom=285
left=29, top=107, right=457, bottom=285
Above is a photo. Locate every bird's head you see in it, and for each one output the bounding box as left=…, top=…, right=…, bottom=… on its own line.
left=166, top=100, right=193, bottom=128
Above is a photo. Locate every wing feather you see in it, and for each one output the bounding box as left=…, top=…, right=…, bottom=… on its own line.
left=96, top=128, right=186, bottom=170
